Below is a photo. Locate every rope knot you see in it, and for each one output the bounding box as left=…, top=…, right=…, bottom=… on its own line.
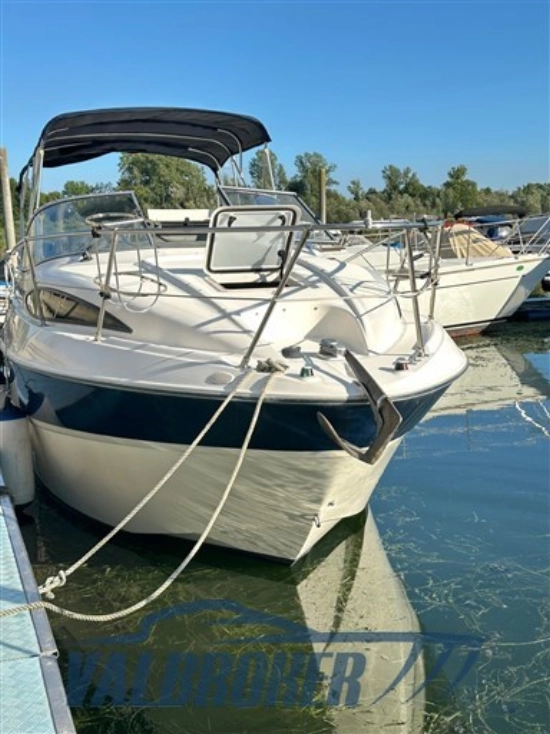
left=39, top=570, right=67, bottom=600
left=255, top=358, right=288, bottom=373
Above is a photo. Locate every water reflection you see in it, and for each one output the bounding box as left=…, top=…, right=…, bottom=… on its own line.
left=431, top=323, right=550, bottom=415
left=372, top=321, right=550, bottom=734
left=398, top=322, right=550, bottom=459
left=21, top=493, right=437, bottom=733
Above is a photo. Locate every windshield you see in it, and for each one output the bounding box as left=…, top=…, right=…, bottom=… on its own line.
left=219, top=185, right=340, bottom=244
left=220, top=185, right=319, bottom=225
left=25, top=192, right=146, bottom=263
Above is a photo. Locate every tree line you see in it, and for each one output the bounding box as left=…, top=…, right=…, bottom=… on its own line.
left=1, top=149, right=549, bottom=253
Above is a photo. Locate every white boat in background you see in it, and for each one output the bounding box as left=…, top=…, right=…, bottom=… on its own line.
left=344, top=220, right=550, bottom=337
left=1, top=107, right=467, bottom=562
left=453, top=206, right=550, bottom=297
left=218, top=186, right=550, bottom=337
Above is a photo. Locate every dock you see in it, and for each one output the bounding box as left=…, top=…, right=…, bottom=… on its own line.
left=0, top=484, right=76, bottom=733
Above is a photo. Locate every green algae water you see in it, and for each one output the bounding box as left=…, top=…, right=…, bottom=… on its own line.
left=20, top=321, right=549, bottom=734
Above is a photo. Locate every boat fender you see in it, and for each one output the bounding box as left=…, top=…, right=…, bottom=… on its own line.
left=0, top=399, right=35, bottom=505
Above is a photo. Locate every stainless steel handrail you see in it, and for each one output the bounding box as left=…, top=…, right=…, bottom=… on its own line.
left=10, top=216, right=442, bottom=357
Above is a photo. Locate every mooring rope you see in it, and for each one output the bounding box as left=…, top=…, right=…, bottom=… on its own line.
left=0, top=363, right=284, bottom=621
left=39, top=367, right=256, bottom=600
left=514, top=400, right=550, bottom=438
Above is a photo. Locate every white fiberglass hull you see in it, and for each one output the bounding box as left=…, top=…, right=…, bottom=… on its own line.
left=418, top=255, right=550, bottom=336
left=30, top=420, right=402, bottom=562
left=341, top=246, right=550, bottom=336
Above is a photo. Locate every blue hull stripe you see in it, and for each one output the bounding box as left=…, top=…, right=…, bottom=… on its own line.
left=12, top=367, right=448, bottom=452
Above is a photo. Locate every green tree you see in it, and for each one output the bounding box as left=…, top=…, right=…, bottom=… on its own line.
left=287, top=152, right=338, bottom=218
left=382, top=165, right=425, bottom=202
left=362, top=192, right=392, bottom=219
left=475, top=187, right=515, bottom=209
left=441, top=165, right=478, bottom=215
left=420, top=185, right=442, bottom=216
left=38, top=191, right=63, bottom=206
left=62, top=181, right=95, bottom=197
left=249, top=149, right=288, bottom=190
left=326, top=191, right=361, bottom=222
left=381, top=164, right=403, bottom=202
left=348, top=179, right=366, bottom=203
left=511, top=183, right=550, bottom=214
left=117, top=154, right=217, bottom=210
left=62, top=180, right=114, bottom=197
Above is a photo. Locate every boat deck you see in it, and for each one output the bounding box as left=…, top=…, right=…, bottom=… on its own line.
left=0, top=484, right=75, bottom=733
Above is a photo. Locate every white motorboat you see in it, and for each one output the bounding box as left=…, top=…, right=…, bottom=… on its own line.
left=352, top=221, right=550, bottom=337
left=219, top=186, right=550, bottom=337
left=1, top=107, right=467, bottom=561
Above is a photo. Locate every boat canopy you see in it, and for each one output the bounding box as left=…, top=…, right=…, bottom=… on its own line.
left=442, top=223, right=513, bottom=258
left=454, top=205, right=527, bottom=220
left=19, top=107, right=272, bottom=182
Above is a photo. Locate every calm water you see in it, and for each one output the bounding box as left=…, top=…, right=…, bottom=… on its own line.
left=18, top=320, right=550, bottom=734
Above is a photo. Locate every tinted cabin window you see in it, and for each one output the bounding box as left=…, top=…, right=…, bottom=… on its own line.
left=26, top=289, right=131, bottom=332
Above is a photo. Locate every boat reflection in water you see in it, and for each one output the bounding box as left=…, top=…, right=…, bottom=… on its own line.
left=21, top=489, right=474, bottom=733
left=429, top=331, right=550, bottom=415
left=294, top=509, right=427, bottom=733
left=399, top=325, right=550, bottom=459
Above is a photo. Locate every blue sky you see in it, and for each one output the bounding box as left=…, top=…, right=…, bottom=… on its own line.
left=1, top=0, right=548, bottom=194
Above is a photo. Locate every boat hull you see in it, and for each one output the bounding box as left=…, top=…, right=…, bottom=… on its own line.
left=10, top=365, right=445, bottom=450
left=344, top=245, right=550, bottom=335
left=29, top=419, right=403, bottom=562
left=9, top=366, right=449, bottom=561
left=5, top=310, right=460, bottom=561
left=415, top=255, right=550, bottom=336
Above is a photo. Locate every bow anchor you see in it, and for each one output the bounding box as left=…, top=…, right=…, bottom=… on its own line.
left=317, top=350, right=403, bottom=465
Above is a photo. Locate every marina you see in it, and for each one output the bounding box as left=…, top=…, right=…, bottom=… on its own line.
left=0, top=109, right=548, bottom=734
left=0, top=320, right=546, bottom=733
left=0, top=1, right=548, bottom=730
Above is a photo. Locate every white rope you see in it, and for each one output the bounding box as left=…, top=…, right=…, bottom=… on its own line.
left=515, top=401, right=550, bottom=438
left=1, top=369, right=280, bottom=621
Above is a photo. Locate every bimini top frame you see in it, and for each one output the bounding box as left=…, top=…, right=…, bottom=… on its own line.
left=17, top=106, right=272, bottom=230
left=20, top=107, right=271, bottom=177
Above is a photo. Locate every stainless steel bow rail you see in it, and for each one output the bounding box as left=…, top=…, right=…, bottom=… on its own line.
left=9, top=215, right=442, bottom=359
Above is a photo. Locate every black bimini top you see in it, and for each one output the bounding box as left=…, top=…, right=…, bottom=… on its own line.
left=454, top=205, right=527, bottom=219
left=20, top=107, right=271, bottom=180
